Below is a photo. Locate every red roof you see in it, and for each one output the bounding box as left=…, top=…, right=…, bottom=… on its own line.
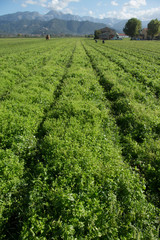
left=119, top=33, right=127, bottom=36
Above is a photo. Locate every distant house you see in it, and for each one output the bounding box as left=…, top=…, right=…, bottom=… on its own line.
left=140, top=28, right=148, bottom=40
left=95, top=27, right=116, bottom=40
left=131, top=28, right=149, bottom=40
left=118, top=33, right=129, bottom=39
left=111, top=33, right=129, bottom=40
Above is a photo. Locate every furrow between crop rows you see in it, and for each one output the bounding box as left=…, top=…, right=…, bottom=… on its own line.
left=87, top=41, right=160, bottom=98
left=0, top=38, right=160, bottom=239
left=0, top=39, right=77, bottom=239
left=0, top=40, right=70, bottom=102
left=16, top=40, right=159, bottom=239
left=82, top=40, right=160, bottom=208
left=96, top=41, right=160, bottom=65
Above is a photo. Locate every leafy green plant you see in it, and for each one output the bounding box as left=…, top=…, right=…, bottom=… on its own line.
left=0, top=38, right=159, bottom=239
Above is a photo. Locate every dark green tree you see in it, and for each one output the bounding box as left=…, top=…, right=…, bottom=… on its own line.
left=148, top=19, right=160, bottom=39
left=123, top=18, right=142, bottom=38
left=94, top=30, right=101, bottom=39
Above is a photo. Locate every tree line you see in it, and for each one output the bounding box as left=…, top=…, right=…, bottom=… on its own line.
left=123, top=18, right=160, bottom=39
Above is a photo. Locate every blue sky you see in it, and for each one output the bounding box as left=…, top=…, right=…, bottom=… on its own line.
left=0, top=0, right=160, bottom=20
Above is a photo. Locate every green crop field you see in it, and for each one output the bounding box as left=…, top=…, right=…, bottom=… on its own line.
left=0, top=38, right=160, bottom=239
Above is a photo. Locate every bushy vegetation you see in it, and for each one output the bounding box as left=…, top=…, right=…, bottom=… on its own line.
left=123, top=18, right=160, bottom=39
left=0, top=38, right=159, bottom=239
left=123, top=18, right=142, bottom=38
left=148, top=19, right=160, bottom=39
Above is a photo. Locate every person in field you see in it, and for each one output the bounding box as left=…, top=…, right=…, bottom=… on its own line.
left=46, top=34, right=50, bottom=40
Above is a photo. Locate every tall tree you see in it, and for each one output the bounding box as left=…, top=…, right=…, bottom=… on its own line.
left=148, top=19, right=160, bottom=39
left=123, top=18, right=142, bottom=38
left=94, top=30, right=102, bottom=39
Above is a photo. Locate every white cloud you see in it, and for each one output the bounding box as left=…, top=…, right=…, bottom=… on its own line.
left=25, top=0, right=37, bottom=5
left=22, top=3, right=27, bottom=7
left=39, top=0, right=48, bottom=7
left=111, top=1, right=118, bottom=6
left=123, top=0, right=146, bottom=10
left=107, top=6, right=160, bottom=21
left=97, top=1, right=103, bottom=7
left=22, top=0, right=47, bottom=7
left=89, top=10, right=93, bottom=16
left=21, top=0, right=79, bottom=10
left=136, top=7, right=160, bottom=20
left=48, top=0, right=79, bottom=11
left=63, top=8, right=73, bottom=14
left=105, top=0, right=152, bottom=20
left=99, top=13, right=107, bottom=19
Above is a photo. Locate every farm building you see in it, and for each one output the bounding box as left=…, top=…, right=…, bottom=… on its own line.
left=139, top=28, right=148, bottom=40
left=95, top=27, right=117, bottom=40
left=118, top=33, right=129, bottom=39
left=141, top=28, right=160, bottom=40
left=136, top=28, right=160, bottom=40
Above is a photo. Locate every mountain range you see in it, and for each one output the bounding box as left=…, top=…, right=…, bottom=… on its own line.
left=0, top=10, right=149, bottom=35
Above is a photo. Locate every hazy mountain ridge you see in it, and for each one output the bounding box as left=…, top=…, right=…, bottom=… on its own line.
left=0, top=10, right=149, bottom=34
left=0, top=18, right=106, bottom=35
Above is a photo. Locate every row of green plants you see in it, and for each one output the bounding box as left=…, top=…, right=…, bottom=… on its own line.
left=0, top=38, right=68, bottom=99
left=116, top=39, right=160, bottom=54
left=98, top=41, right=160, bottom=67
left=18, top=41, right=159, bottom=239
left=89, top=40, right=160, bottom=97
left=0, top=38, right=76, bottom=238
left=83, top=39, right=160, bottom=207
left=1, top=38, right=160, bottom=239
